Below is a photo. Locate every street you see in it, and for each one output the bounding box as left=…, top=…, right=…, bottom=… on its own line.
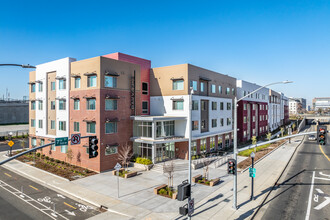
left=257, top=125, right=330, bottom=220
left=0, top=167, right=102, bottom=219
left=0, top=138, right=28, bottom=152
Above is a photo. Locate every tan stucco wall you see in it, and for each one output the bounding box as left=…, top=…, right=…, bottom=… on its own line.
left=29, top=71, right=36, bottom=135
left=47, top=71, right=56, bottom=135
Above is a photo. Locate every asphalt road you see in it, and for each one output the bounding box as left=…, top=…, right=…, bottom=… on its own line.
left=257, top=125, right=330, bottom=220
left=0, top=138, right=29, bottom=152
left=0, top=166, right=102, bottom=219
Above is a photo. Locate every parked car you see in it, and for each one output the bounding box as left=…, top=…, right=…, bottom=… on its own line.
left=308, top=135, right=316, bottom=141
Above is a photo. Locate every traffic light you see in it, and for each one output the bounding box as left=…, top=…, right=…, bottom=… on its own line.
left=89, top=136, right=99, bottom=158
left=228, top=158, right=236, bottom=175
left=177, top=180, right=191, bottom=201
left=317, top=125, right=327, bottom=145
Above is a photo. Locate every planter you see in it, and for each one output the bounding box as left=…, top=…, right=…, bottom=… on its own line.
left=112, top=168, right=125, bottom=176
left=196, top=177, right=220, bottom=187
left=154, top=184, right=177, bottom=200
left=192, top=174, right=202, bottom=183
left=124, top=171, right=137, bottom=178
left=172, top=192, right=177, bottom=200
left=210, top=178, right=220, bottom=187
left=154, top=184, right=167, bottom=195
left=130, top=162, right=153, bottom=171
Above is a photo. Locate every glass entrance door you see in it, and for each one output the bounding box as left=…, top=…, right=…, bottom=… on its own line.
left=155, top=143, right=175, bottom=163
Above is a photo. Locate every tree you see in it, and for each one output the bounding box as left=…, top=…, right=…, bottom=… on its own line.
left=280, top=127, right=284, bottom=137
left=292, top=123, right=296, bottom=131
left=20, top=139, right=26, bottom=150
left=76, top=151, right=81, bottom=165
left=202, top=156, right=212, bottom=180
left=267, top=132, right=272, bottom=141
left=66, top=149, right=74, bottom=166
left=118, top=143, right=133, bottom=171
left=251, top=136, right=257, bottom=152
left=163, top=161, right=175, bottom=189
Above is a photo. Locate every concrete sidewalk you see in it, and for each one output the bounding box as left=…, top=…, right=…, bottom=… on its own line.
left=0, top=135, right=304, bottom=220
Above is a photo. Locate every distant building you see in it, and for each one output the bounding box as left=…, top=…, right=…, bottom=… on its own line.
left=0, top=100, right=29, bottom=125
left=289, top=98, right=302, bottom=115
left=313, top=97, right=330, bottom=111
left=295, top=98, right=306, bottom=110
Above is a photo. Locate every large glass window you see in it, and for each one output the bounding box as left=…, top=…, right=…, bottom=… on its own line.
left=211, top=84, right=216, bottom=93
left=156, top=121, right=174, bottom=138
left=87, top=122, right=96, bottom=133
left=59, top=121, right=66, bottom=131
left=105, top=99, right=117, bottom=111
left=137, top=122, right=152, bottom=138
left=31, top=83, right=35, bottom=93
left=192, top=100, right=198, bottom=110
left=200, top=138, right=207, bottom=153
left=59, top=100, right=66, bottom=110
left=75, top=77, right=81, bottom=88
left=173, top=100, right=184, bottom=110
left=133, top=143, right=152, bottom=160
left=104, top=76, right=116, bottom=88
left=172, top=80, right=184, bottom=90
left=88, top=76, right=97, bottom=87
left=190, top=81, right=197, bottom=91
left=87, top=98, right=96, bottom=110
left=74, top=122, right=79, bottom=132
left=59, top=79, right=66, bottom=90
left=31, top=101, right=35, bottom=110
left=105, top=122, right=117, bottom=134
left=74, top=99, right=80, bottom=110
left=192, top=121, right=198, bottom=130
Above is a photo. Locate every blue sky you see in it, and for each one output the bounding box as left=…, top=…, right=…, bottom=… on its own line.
left=1, top=0, right=330, bottom=105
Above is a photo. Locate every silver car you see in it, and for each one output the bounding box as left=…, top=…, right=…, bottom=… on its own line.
left=308, top=135, right=316, bottom=141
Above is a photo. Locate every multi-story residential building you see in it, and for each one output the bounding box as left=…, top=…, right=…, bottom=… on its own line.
left=289, top=98, right=302, bottom=115
left=268, top=90, right=281, bottom=131
left=29, top=53, right=150, bottom=172
left=280, top=93, right=289, bottom=126
left=131, top=64, right=236, bottom=163
left=236, top=80, right=269, bottom=142
left=313, top=97, right=330, bottom=111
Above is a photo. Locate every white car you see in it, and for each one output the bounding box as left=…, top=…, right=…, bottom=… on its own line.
left=308, top=135, right=316, bottom=141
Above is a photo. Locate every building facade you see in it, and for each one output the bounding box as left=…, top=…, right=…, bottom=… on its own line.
left=268, top=90, right=281, bottom=131
left=313, top=97, right=330, bottom=111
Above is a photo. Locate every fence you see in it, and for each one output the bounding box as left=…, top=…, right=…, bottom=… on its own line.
left=0, top=130, right=29, bottom=138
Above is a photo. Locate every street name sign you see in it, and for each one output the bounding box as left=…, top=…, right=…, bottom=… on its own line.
left=8, top=141, right=14, bottom=147
left=249, top=168, right=256, bottom=178
left=55, top=137, right=68, bottom=146
left=70, top=134, right=81, bottom=145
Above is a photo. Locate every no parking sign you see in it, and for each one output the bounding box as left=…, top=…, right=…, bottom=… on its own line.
left=70, top=134, right=81, bottom=145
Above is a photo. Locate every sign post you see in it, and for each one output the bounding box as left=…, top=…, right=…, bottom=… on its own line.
left=188, top=198, right=194, bottom=216
left=249, top=152, right=256, bottom=200
left=70, top=134, right=81, bottom=145
left=114, top=163, right=122, bottom=198
left=8, top=140, right=14, bottom=156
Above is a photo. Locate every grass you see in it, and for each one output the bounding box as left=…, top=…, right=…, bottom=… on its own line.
left=238, top=143, right=271, bottom=157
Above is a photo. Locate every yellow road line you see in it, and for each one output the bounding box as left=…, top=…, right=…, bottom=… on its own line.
left=29, top=185, right=39, bottom=191
left=63, top=202, right=77, bottom=209
left=4, top=173, right=12, bottom=177
left=319, top=145, right=330, bottom=162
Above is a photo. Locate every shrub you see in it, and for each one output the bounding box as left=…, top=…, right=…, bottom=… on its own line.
left=169, top=191, right=173, bottom=197
left=61, top=161, right=64, bottom=164
left=50, top=158, right=54, bottom=162
left=135, top=157, right=152, bottom=165
left=55, top=159, right=60, bottom=163
left=45, top=156, right=49, bottom=160
left=36, top=153, right=41, bottom=157
left=205, top=181, right=210, bottom=185
left=159, top=189, right=167, bottom=195
left=41, top=154, right=45, bottom=159
left=198, top=180, right=202, bottom=183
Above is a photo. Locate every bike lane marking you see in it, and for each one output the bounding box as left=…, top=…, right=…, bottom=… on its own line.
left=305, top=171, right=315, bottom=220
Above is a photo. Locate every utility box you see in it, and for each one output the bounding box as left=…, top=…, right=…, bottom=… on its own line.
left=179, top=204, right=188, bottom=216
left=177, top=180, right=191, bottom=201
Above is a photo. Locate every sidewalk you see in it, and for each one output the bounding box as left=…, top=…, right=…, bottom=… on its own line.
left=0, top=135, right=304, bottom=220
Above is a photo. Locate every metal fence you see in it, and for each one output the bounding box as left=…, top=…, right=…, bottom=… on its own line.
left=0, top=130, right=29, bottom=137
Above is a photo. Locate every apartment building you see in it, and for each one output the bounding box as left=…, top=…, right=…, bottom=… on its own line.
left=269, top=90, right=281, bottom=131
left=236, top=80, right=269, bottom=142
left=131, top=64, right=236, bottom=163
left=313, top=97, right=330, bottom=111
left=289, top=98, right=302, bottom=115
left=280, top=93, right=289, bottom=126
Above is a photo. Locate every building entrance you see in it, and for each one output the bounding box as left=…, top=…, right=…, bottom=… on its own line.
left=155, top=143, right=175, bottom=163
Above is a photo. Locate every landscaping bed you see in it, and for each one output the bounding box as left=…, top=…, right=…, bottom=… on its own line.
left=12, top=150, right=97, bottom=181
left=112, top=168, right=138, bottom=178
left=154, top=184, right=177, bottom=199
left=193, top=175, right=220, bottom=187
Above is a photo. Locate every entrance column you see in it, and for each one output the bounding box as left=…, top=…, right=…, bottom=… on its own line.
left=152, top=144, right=156, bottom=164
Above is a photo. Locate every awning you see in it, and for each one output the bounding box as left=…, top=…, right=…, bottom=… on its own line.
left=105, top=94, right=120, bottom=99
left=55, top=76, right=66, bottom=80
left=71, top=74, right=81, bottom=78
left=199, top=76, right=211, bottom=81
left=170, top=77, right=184, bottom=81
left=83, top=95, right=96, bottom=99
left=83, top=72, right=97, bottom=76
left=105, top=72, right=119, bottom=77
left=106, top=143, right=119, bottom=148
left=70, top=96, right=79, bottom=99
left=106, top=117, right=119, bottom=122
left=83, top=119, right=96, bottom=122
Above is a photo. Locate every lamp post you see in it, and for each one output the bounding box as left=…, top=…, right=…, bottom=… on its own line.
left=188, top=86, right=194, bottom=219
left=0, top=64, right=36, bottom=68
left=232, top=80, right=293, bottom=210
left=250, top=151, right=255, bottom=200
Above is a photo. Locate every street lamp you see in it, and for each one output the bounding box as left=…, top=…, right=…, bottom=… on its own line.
left=0, top=64, right=36, bottom=68
left=250, top=151, right=255, bottom=201
left=188, top=86, right=194, bottom=219
left=232, top=80, right=293, bottom=209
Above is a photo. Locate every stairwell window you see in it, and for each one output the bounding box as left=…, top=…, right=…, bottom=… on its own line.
left=173, top=100, right=184, bottom=110
left=88, top=75, right=97, bottom=87
left=105, top=76, right=116, bottom=88
left=59, top=121, right=66, bottom=131
left=142, top=82, right=148, bottom=95
left=173, top=80, right=184, bottom=90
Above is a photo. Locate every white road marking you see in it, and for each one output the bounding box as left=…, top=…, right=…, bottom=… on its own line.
left=305, top=171, right=315, bottom=220
left=319, top=172, right=330, bottom=178
left=57, top=194, right=66, bottom=199
left=316, top=188, right=324, bottom=194
left=314, top=197, right=330, bottom=210
left=65, top=210, right=76, bottom=216
left=314, top=177, right=330, bottom=181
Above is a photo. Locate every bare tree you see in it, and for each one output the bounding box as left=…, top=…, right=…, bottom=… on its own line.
left=20, top=139, right=26, bottom=150
left=76, top=151, right=81, bottom=165
left=267, top=132, right=272, bottom=141
left=251, top=136, right=257, bottom=152
left=66, top=148, right=74, bottom=166
left=280, top=127, right=284, bottom=137
left=118, top=143, right=133, bottom=171
left=163, top=161, right=175, bottom=189
left=202, top=156, right=212, bottom=180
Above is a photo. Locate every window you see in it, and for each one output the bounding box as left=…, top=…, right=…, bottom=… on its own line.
left=260, top=105, right=262, bottom=110
left=51, top=120, right=55, bottom=129
left=105, top=99, right=117, bottom=111
left=142, top=82, right=148, bottom=95
left=200, top=82, right=205, bottom=92
left=192, top=100, right=198, bottom=110
left=232, top=88, right=235, bottom=95
left=212, top=102, right=217, bottom=110
left=87, top=122, right=96, bottom=133
left=31, top=101, right=35, bottom=110
left=218, top=85, right=222, bottom=94
left=74, top=99, right=80, bottom=110
left=38, top=120, right=43, bottom=128
left=211, top=84, right=216, bottom=93
left=173, top=100, right=184, bottom=110
left=31, top=119, right=35, bottom=127
left=31, top=83, right=35, bottom=93
left=142, top=101, right=148, bottom=114
left=220, top=102, right=224, bottom=110
left=51, top=101, right=55, bottom=110
left=88, top=75, right=97, bottom=87
left=156, top=121, right=174, bottom=137
left=220, top=118, right=224, bottom=126
left=226, top=87, right=230, bottom=95
left=105, top=146, right=118, bottom=155
left=227, top=103, right=231, bottom=110
left=59, top=79, right=66, bottom=90
left=51, top=144, right=56, bottom=151
left=137, top=122, right=152, bottom=138
left=74, top=122, right=80, bottom=132
left=59, top=100, right=66, bottom=110
left=266, top=105, right=268, bottom=110
left=244, top=116, right=247, bottom=123
left=75, top=77, right=81, bottom=89
left=260, top=115, right=262, bottom=121
left=38, top=101, right=43, bottom=110
left=59, top=121, right=66, bottom=131
left=253, top=104, right=255, bottom=110
left=201, top=120, right=206, bottom=129
left=105, top=122, right=117, bottom=134
left=87, top=98, right=96, bottom=110
left=212, top=119, right=217, bottom=128
left=244, top=131, right=247, bottom=138
left=200, top=139, right=206, bottom=153
left=253, top=116, right=255, bottom=122
left=244, top=103, right=247, bottom=110
left=227, top=118, right=232, bottom=126
left=40, top=139, right=44, bottom=146
left=201, top=100, right=207, bottom=111
left=192, top=121, right=198, bottom=130
left=104, top=76, right=116, bottom=88
left=61, top=145, right=68, bottom=153
left=38, top=83, right=43, bottom=92
left=266, top=115, right=268, bottom=120
left=31, top=138, right=36, bottom=147
left=190, top=81, right=198, bottom=91
left=173, top=80, right=184, bottom=90
left=210, top=137, right=215, bottom=151
left=51, top=82, right=55, bottom=91
left=191, top=141, right=197, bottom=156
